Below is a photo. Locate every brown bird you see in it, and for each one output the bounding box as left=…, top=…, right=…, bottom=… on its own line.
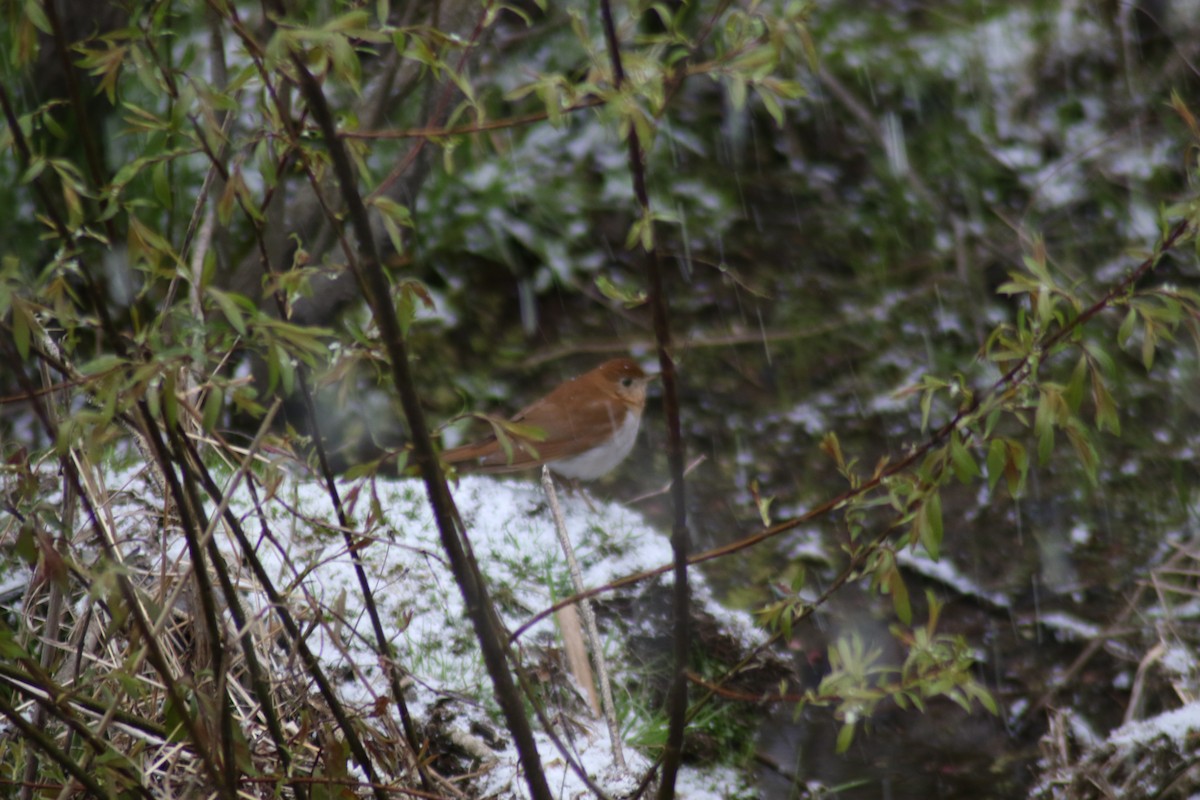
left=441, top=358, right=654, bottom=480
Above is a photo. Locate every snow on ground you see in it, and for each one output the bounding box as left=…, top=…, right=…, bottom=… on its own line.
left=147, top=466, right=763, bottom=798
left=1109, top=701, right=1200, bottom=750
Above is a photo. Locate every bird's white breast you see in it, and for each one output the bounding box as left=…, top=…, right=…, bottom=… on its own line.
left=549, top=410, right=641, bottom=480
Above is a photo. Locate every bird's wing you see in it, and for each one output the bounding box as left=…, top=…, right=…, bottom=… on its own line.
left=443, top=380, right=624, bottom=472
left=506, top=384, right=624, bottom=454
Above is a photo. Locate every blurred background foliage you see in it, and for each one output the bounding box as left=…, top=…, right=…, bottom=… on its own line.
left=4, top=0, right=1200, bottom=796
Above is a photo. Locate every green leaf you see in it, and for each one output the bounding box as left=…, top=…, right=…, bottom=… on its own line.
left=202, top=385, right=224, bottom=432
left=265, top=343, right=280, bottom=396
left=260, top=319, right=334, bottom=364
left=751, top=481, right=774, bottom=526
left=835, top=721, right=856, bottom=753
left=971, top=684, right=999, bottom=715
left=22, top=0, right=51, bottom=33
left=1065, top=355, right=1088, bottom=412
left=162, top=692, right=193, bottom=744
left=1141, top=319, right=1157, bottom=370
left=1005, top=440, right=1028, bottom=498
left=759, top=87, right=785, bottom=127
left=997, top=271, right=1037, bottom=296
left=1034, top=390, right=1055, bottom=465
left=820, top=432, right=845, bottom=470
left=983, top=408, right=1002, bottom=439
left=78, top=354, right=125, bottom=376
left=497, top=419, right=546, bottom=443
left=949, top=433, right=980, bottom=483
left=396, top=285, right=416, bottom=338
left=1035, top=286, right=1052, bottom=328
left=595, top=274, right=647, bottom=308
left=11, top=297, right=31, bottom=359
left=1086, top=340, right=1116, bottom=377
left=624, top=206, right=655, bottom=251
left=20, top=156, right=46, bottom=184
left=920, top=492, right=943, bottom=561
left=62, top=181, right=83, bottom=229
left=278, top=351, right=295, bottom=396
left=1117, top=307, right=1136, bottom=346
left=986, top=439, right=1005, bottom=492
left=1065, top=423, right=1098, bottom=485
left=890, top=567, right=911, bottom=625
left=919, top=385, right=934, bottom=433
left=207, top=287, right=248, bottom=335
left=0, top=627, right=31, bottom=660
left=162, top=369, right=179, bottom=429
left=151, top=160, right=172, bottom=210
left=216, top=170, right=238, bottom=224
left=373, top=195, right=412, bottom=255
left=1091, top=371, right=1120, bottom=435
left=14, top=522, right=37, bottom=565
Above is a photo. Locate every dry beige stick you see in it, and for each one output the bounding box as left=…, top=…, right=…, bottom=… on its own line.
left=556, top=604, right=599, bottom=715
left=541, top=467, right=625, bottom=770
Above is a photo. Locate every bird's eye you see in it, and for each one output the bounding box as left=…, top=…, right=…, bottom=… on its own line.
left=621, top=377, right=633, bottom=387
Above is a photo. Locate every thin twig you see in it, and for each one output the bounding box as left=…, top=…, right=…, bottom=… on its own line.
left=285, top=31, right=555, bottom=800
left=597, top=3, right=691, bottom=795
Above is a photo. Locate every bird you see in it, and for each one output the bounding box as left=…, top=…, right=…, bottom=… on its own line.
left=441, top=358, right=654, bottom=480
